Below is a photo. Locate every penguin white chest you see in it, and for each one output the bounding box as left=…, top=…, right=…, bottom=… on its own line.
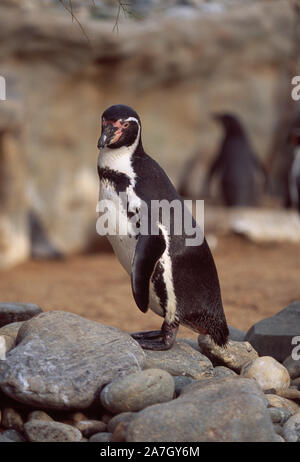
left=99, top=179, right=139, bottom=275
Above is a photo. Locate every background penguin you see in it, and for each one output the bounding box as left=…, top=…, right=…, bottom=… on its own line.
left=285, top=128, right=300, bottom=213
left=203, top=113, right=266, bottom=207
left=97, top=104, right=229, bottom=350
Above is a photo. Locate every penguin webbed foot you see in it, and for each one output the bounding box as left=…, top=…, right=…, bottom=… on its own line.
left=131, top=321, right=178, bottom=351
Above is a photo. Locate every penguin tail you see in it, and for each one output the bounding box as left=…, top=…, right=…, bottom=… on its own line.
left=208, top=320, right=229, bottom=348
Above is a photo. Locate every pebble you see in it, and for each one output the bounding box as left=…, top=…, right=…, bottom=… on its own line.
left=24, top=420, right=82, bottom=442
left=0, top=322, right=24, bottom=354
left=89, top=432, right=113, bottom=442
left=198, top=335, right=258, bottom=372
left=213, top=366, right=238, bottom=378
left=174, top=375, right=195, bottom=396
left=2, top=407, right=24, bottom=433
left=0, top=303, right=42, bottom=328
left=27, top=410, right=53, bottom=422
left=241, top=357, right=290, bottom=391
left=282, top=411, right=300, bottom=442
left=144, top=341, right=213, bottom=379
left=75, top=420, right=107, bottom=437
left=0, top=429, right=26, bottom=442
left=283, top=355, right=300, bottom=380
left=100, top=369, right=175, bottom=414
left=107, top=412, right=136, bottom=433
left=265, top=394, right=299, bottom=415
left=268, top=407, right=291, bottom=424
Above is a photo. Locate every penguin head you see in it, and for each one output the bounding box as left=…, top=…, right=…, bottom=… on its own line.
left=98, top=105, right=141, bottom=150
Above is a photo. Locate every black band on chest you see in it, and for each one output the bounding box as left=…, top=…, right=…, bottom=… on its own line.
left=98, top=166, right=131, bottom=193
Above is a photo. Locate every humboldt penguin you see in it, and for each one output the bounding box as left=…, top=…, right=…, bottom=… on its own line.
left=97, top=104, right=228, bottom=350
left=204, top=113, right=266, bottom=206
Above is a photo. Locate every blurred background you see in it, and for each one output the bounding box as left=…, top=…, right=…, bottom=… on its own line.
left=0, top=0, right=299, bottom=338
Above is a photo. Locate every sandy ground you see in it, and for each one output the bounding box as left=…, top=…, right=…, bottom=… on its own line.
left=0, top=235, right=299, bottom=341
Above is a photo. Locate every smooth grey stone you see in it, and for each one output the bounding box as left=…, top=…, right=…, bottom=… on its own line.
left=89, top=432, right=113, bottom=442
left=24, top=420, right=82, bottom=442
left=0, top=303, right=42, bottom=328
left=245, top=301, right=300, bottom=362
left=144, top=341, right=213, bottom=379
left=213, top=366, right=238, bottom=378
left=107, top=412, right=136, bottom=433
left=0, top=429, right=26, bottom=442
left=282, top=412, right=300, bottom=442
left=283, top=355, right=300, bottom=380
left=174, top=375, right=195, bottom=396
left=269, top=407, right=292, bottom=424
left=100, top=369, right=175, bottom=413
left=0, top=311, right=145, bottom=410
left=127, top=377, right=278, bottom=442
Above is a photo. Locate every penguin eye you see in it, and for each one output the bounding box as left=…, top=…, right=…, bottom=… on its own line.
left=123, top=122, right=130, bottom=128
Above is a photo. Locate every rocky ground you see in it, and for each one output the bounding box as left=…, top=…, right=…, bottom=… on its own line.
left=0, top=301, right=299, bottom=442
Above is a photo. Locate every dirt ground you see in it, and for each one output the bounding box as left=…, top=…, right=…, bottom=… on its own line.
left=0, top=234, right=299, bottom=341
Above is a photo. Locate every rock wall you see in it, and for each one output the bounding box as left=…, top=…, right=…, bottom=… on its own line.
left=0, top=1, right=298, bottom=267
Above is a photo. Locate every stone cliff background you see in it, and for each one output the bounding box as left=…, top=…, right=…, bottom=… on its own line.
left=0, top=0, right=299, bottom=269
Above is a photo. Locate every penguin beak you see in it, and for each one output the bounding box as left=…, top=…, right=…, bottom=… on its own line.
left=98, top=123, right=118, bottom=149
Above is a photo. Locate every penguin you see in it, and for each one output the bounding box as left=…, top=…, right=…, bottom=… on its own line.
left=97, top=104, right=229, bottom=350
left=204, top=113, right=266, bottom=207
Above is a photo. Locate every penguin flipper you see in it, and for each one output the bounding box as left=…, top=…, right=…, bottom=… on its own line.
left=131, top=233, right=166, bottom=313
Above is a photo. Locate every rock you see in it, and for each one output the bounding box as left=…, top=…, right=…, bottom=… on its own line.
left=230, top=209, right=300, bottom=244
left=0, top=321, right=24, bottom=354
left=276, top=387, right=300, bottom=401
left=0, top=303, right=42, bottom=328
left=273, top=424, right=284, bottom=436
left=100, top=369, right=175, bottom=414
left=0, top=311, right=145, bottom=409
left=174, top=376, right=195, bottom=396
left=144, top=341, right=213, bottom=379
left=197, top=335, right=258, bottom=373
left=111, top=422, right=127, bottom=442
left=213, top=366, right=238, bottom=378
left=107, top=412, right=136, bottom=433
left=291, top=377, right=300, bottom=389
left=283, top=355, right=300, bottom=380
left=282, top=411, right=300, bottom=442
left=126, top=377, right=277, bottom=442
left=69, top=412, right=88, bottom=423
left=241, top=357, right=290, bottom=391
left=89, top=432, right=112, bottom=442
left=24, top=420, right=82, bottom=442
left=228, top=326, right=246, bottom=342
left=245, top=301, right=300, bottom=362
left=2, top=407, right=24, bottom=432
left=265, top=394, right=299, bottom=415
left=27, top=410, right=53, bottom=422
left=268, top=407, right=291, bottom=425
left=0, top=429, right=26, bottom=442
left=75, top=420, right=107, bottom=437
left=0, top=336, right=5, bottom=360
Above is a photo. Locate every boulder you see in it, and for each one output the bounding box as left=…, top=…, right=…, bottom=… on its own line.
left=283, top=354, right=300, bottom=380
left=245, top=301, right=300, bottom=362
left=282, top=411, right=300, bottom=442
left=0, top=311, right=145, bottom=409
left=126, top=377, right=277, bottom=442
